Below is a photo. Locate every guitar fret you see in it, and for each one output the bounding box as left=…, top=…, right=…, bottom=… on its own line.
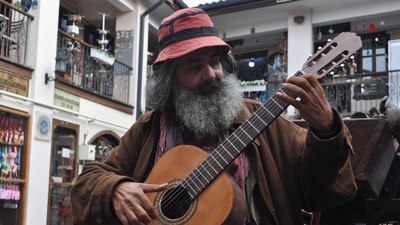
left=239, top=126, right=253, bottom=140
left=195, top=166, right=210, bottom=184
left=187, top=174, right=203, bottom=193
left=261, top=105, right=276, bottom=118
left=204, top=158, right=219, bottom=174
left=225, top=138, right=240, bottom=154
left=220, top=144, right=234, bottom=159
left=192, top=173, right=205, bottom=191
left=210, top=153, right=224, bottom=170
left=247, top=120, right=260, bottom=133
left=215, top=150, right=229, bottom=164
left=233, top=132, right=246, bottom=147
left=254, top=113, right=268, bottom=126
left=270, top=97, right=284, bottom=110
left=181, top=179, right=197, bottom=198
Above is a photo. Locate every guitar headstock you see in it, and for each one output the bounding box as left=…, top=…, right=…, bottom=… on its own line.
left=302, top=32, right=362, bottom=79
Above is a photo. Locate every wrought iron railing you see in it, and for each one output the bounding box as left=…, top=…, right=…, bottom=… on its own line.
left=250, top=71, right=394, bottom=118
left=0, top=0, right=34, bottom=65
left=321, top=71, right=397, bottom=117
left=55, top=30, right=132, bottom=104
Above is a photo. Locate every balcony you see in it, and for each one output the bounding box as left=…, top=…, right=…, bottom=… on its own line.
left=321, top=71, right=398, bottom=118
left=54, top=30, right=132, bottom=107
left=0, top=0, right=33, bottom=65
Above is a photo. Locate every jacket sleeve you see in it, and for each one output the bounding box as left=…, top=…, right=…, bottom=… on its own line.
left=299, top=109, right=357, bottom=210
left=70, top=112, right=155, bottom=225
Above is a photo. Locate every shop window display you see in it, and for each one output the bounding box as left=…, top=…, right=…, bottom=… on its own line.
left=0, top=110, right=27, bottom=225
left=48, top=122, right=78, bottom=225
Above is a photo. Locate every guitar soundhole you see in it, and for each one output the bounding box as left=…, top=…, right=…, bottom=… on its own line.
left=160, top=185, right=191, bottom=219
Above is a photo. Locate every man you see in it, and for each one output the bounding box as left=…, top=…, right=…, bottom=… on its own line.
left=70, top=7, right=357, bottom=225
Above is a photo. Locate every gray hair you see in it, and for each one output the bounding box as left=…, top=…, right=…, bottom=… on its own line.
left=145, top=48, right=237, bottom=111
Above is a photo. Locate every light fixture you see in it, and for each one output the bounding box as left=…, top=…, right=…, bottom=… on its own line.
left=250, top=26, right=255, bottom=34
left=328, top=25, right=334, bottom=34
left=248, top=58, right=255, bottom=68
left=45, top=73, right=55, bottom=85
left=293, top=15, right=304, bottom=24
left=55, top=54, right=67, bottom=75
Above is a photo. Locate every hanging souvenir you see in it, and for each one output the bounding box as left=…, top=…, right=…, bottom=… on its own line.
left=1, top=183, right=11, bottom=200
left=1, top=146, right=10, bottom=175
left=8, top=146, right=18, bottom=174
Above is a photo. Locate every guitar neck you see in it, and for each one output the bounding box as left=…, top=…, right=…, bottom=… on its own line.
left=182, top=71, right=303, bottom=199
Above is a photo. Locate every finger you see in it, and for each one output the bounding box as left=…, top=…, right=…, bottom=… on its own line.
left=303, top=74, right=320, bottom=86
left=276, top=90, right=302, bottom=109
left=140, top=183, right=169, bottom=192
left=124, top=208, right=146, bottom=225
left=129, top=204, right=153, bottom=224
left=287, top=76, right=314, bottom=93
left=280, top=83, right=307, bottom=106
left=135, top=187, right=159, bottom=219
left=115, top=209, right=129, bottom=225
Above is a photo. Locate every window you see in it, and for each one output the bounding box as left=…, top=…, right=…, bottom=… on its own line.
left=48, top=120, right=79, bottom=225
left=0, top=108, right=28, bottom=225
left=360, top=32, right=388, bottom=73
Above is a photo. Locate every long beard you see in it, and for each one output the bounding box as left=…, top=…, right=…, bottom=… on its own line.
left=174, top=74, right=243, bottom=139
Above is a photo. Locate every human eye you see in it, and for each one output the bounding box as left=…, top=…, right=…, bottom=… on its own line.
left=189, top=63, right=202, bottom=72
left=209, top=56, right=221, bottom=68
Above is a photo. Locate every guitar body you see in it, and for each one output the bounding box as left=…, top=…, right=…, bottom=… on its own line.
left=145, top=145, right=246, bottom=225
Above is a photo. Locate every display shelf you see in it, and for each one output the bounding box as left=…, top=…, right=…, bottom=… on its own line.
left=0, top=178, right=26, bottom=183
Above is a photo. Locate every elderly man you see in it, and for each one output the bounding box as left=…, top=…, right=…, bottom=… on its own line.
left=70, top=7, right=357, bottom=225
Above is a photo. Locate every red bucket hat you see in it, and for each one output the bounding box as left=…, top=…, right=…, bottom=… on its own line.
left=153, top=7, right=231, bottom=65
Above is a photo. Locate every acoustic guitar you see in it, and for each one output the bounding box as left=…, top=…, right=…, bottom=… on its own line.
left=145, top=32, right=362, bottom=225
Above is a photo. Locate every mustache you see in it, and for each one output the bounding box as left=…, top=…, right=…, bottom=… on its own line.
left=191, top=80, right=221, bottom=95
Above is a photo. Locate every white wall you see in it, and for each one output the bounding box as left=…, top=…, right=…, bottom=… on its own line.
left=24, top=0, right=60, bottom=224
left=212, top=0, right=400, bottom=47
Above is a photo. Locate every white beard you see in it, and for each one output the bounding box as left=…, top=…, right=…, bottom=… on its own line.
left=174, top=74, right=243, bottom=139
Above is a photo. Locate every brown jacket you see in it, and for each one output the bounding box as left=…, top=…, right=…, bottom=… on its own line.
left=70, top=99, right=357, bottom=225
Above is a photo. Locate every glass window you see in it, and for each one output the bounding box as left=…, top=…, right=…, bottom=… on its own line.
left=0, top=111, right=27, bottom=225
left=376, top=55, right=386, bottom=72
left=360, top=32, right=387, bottom=74
left=362, top=57, right=372, bottom=73
left=48, top=121, right=78, bottom=225
left=362, top=39, right=372, bottom=56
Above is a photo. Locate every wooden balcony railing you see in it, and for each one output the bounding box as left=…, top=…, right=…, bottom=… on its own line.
left=55, top=30, right=132, bottom=105
left=0, top=0, right=34, bottom=65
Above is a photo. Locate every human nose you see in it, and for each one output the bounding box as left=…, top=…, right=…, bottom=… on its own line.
left=201, top=65, right=216, bottom=82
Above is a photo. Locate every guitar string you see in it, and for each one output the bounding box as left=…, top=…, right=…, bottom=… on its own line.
left=159, top=48, right=346, bottom=217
